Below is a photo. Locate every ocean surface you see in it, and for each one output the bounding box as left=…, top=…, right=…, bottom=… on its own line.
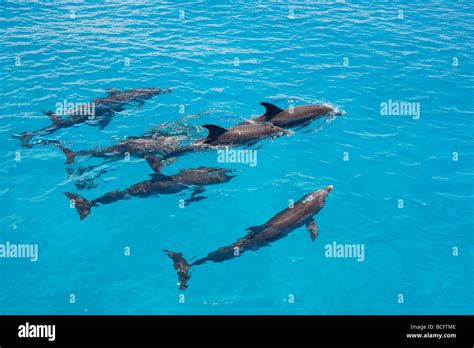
left=0, top=1, right=473, bottom=314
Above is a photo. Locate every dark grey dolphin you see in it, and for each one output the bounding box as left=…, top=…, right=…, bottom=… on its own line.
left=245, top=102, right=342, bottom=128
left=14, top=87, right=172, bottom=147
left=55, top=134, right=185, bottom=164
left=164, top=185, right=333, bottom=290
left=56, top=122, right=290, bottom=164
left=158, top=122, right=292, bottom=160
left=64, top=157, right=236, bottom=220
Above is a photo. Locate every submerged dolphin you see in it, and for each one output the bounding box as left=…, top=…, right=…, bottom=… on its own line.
left=55, top=122, right=290, bottom=164
left=164, top=185, right=333, bottom=290
left=14, top=87, right=172, bottom=147
left=64, top=157, right=236, bottom=220
left=245, top=102, right=342, bottom=128
left=55, top=134, right=185, bottom=164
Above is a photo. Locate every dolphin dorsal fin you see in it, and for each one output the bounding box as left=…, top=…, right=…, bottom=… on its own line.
left=260, top=102, right=283, bottom=120
left=106, top=88, right=120, bottom=96
left=202, top=124, right=228, bottom=141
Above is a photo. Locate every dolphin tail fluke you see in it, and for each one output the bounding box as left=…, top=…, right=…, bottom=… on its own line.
left=163, top=249, right=192, bottom=290
left=64, top=192, right=92, bottom=220
left=55, top=144, right=77, bottom=164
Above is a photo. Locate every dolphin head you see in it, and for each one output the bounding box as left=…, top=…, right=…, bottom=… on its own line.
left=326, top=105, right=344, bottom=116
left=301, top=185, right=333, bottom=214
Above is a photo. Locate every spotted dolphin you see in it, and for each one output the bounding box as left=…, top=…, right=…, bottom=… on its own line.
left=14, top=87, right=172, bottom=147
left=164, top=185, right=333, bottom=290
left=157, top=122, right=292, bottom=160
left=56, top=122, right=291, bottom=165
left=246, top=102, right=342, bottom=128
left=54, top=134, right=184, bottom=164
left=64, top=157, right=236, bottom=220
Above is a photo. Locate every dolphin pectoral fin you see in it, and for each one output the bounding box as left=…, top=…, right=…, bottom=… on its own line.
left=145, top=155, right=165, bottom=173
left=145, top=155, right=172, bottom=181
left=306, top=219, right=318, bottom=242
left=260, top=102, right=283, bottom=120
left=184, top=187, right=207, bottom=205
left=184, top=195, right=207, bottom=205
left=145, top=156, right=177, bottom=176
left=137, top=100, right=145, bottom=110
left=97, top=116, right=112, bottom=130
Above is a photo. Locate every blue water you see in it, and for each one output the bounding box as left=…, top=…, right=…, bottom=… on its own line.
left=1, top=1, right=473, bottom=315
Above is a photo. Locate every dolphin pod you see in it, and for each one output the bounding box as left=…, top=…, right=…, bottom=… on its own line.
left=14, top=87, right=172, bottom=148
left=164, top=185, right=333, bottom=290
left=18, top=91, right=341, bottom=290
left=47, top=101, right=338, bottom=168
left=53, top=121, right=291, bottom=165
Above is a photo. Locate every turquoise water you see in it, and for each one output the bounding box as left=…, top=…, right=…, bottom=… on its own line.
left=1, top=1, right=473, bottom=314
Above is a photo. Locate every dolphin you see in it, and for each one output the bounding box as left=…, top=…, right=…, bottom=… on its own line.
left=164, top=185, right=333, bottom=290
left=64, top=157, right=236, bottom=220
left=245, top=102, right=342, bottom=129
left=157, top=122, right=292, bottom=160
left=14, top=87, right=172, bottom=147
left=54, top=134, right=185, bottom=164
left=54, top=122, right=290, bottom=164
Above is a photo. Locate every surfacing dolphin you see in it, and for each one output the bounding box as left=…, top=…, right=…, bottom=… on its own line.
left=245, top=102, right=343, bottom=129
left=14, top=87, right=172, bottom=147
left=64, top=157, right=236, bottom=220
left=157, top=122, right=293, bottom=160
left=55, top=133, right=186, bottom=164
left=164, top=185, right=333, bottom=290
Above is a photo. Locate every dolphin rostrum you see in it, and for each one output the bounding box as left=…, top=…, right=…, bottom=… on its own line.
left=164, top=185, right=333, bottom=290
left=64, top=157, right=236, bottom=220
